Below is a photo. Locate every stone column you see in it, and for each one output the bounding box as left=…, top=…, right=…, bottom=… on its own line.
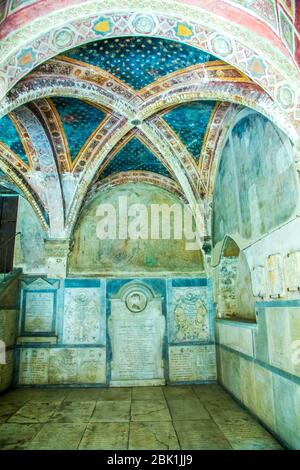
left=44, top=239, right=70, bottom=279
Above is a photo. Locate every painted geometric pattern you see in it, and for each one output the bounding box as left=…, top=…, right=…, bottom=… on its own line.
left=163, top=102, right=216, bottom=160
left=63, top=37, right=217, bottom=90
left=279, top=7, right=294, bottom=51
left=228, top=0, right=277, bottom=27
left=0, top=0, right=7, bottom=23
left=8, top=0, right=37, bottom=13
left=50, top=97, right=106, bottom=161
left=227, top=1, right=298, bottom=57
left=101, top=137, right=171, bottom=179
left=0, top=114, right=29, bottom=165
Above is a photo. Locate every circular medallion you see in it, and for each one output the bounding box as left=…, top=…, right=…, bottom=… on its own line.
left=277, top=85, right=294, bottom=109
left=133, top=14, right=156, bottom=34
left=211, top=34, right=233, bottom=57
left=53, top=28, right=75, bottom=49
left=125, top=291, right=147, bottom=312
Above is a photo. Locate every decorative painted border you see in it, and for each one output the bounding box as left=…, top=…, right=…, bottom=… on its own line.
left=0, top=0, right=298, bottom=124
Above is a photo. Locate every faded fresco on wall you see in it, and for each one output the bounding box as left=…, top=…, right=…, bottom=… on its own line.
left=213, top=112, right=299, bottom=247
left=14, top=196, right=46, bottom=274
left=69, top=183, right=204, bottom=275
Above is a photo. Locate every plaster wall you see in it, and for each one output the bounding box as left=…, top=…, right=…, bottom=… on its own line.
left=213, top=111, right=300, bottom=449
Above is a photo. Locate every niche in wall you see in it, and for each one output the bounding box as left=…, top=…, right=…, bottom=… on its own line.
left=212, top=110, right=299, bottom=251
left=217, top=237, right=256, bottom=322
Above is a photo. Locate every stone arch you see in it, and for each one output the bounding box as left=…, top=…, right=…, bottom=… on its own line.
left=0, top=0, right=298, bottom=125
left=84, top=171, right=187, bottom=208
left=0, top=159, right=49, bottom=231
left=211, top=107, right=300, bottom=257
left=1, top=66, right=297, bottom=140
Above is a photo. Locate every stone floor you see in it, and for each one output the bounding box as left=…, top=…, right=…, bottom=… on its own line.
left=0, top=384, right=283, bottom=450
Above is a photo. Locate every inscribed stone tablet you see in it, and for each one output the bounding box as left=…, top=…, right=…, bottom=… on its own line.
left=169, top=345, right=216, bottom=382
left=109, top=285, right=165, bottom=386
left=24, top=291, right=54, bottom=332
left=63, top=288, right=101, bottom=344
left=48, top=347, right=106, bottom=384
left=19, top=348, right=49, bottom=384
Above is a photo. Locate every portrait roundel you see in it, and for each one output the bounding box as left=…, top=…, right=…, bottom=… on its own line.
left=125, top=291, right=148, bottom=312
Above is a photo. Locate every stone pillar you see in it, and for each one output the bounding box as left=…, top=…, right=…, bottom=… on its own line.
left=44, top=239, right=70, bottom=279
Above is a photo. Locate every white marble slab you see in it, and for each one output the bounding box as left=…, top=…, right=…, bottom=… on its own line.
left=19, top=347, right=106, bottom=385
left=169, top=287, right=209, bottom=342
left=19, top=347, right=49, bottom=385
left=63, top=288, right=101, bottom=344
left=169, top=345, right=216, bottom=382
left=216, top=321, right=255, bottom=357
left=109, top=283, right=165, bottom=386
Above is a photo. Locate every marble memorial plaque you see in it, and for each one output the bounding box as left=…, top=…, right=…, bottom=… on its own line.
left=63, top=288, right=101, bottom=344
left=19, top=348, right=49, bottom=384
left=265, top=254, right=285, bottom=298
left=24, top=291, right=54, bottom=332
left=170, top=287, right=209, bottom=342
left=169, top=345, right=216, bottom=382
left=109, top=283, right=165, bottom=386
left=284, top=251, right=300, bottom=291
left=21, top=278, right=59, bottom=334
left=48, top=347, right=106, bottom=384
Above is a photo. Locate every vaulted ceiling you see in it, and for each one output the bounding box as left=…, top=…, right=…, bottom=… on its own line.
left=0, top=1, right=299, bottom=240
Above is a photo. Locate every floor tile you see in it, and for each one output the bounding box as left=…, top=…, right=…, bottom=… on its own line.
left=66, top=388, right=101, bottom=401
left=8, top=401, right=59, bottom=423
left=167, top=398, right=210, bottom=420
left=0, top=389, right=31, bottom=404
left=0, top=385, right=283, bottom=450
left=79, top=423, right=129, bottom=450
left=174, top=419, right=232, bottom=450
left=230, top=437, right=283, bottom=450
left=90, top=401, right=131, bottom=422
left=50, top=400, right=96, bottom=422
left=27, top=423, right=87, bottom=450
left=132, top=387, right=164, bottom=401
left=163, top=386, right=195, bottom=400
left=97, top=388, right=132, bottom=401
left=0, top=403, right=23, bottom=423
left=167, top=397, right=211, bottom=421
left=209, top=409, right=283, bottom=449
left=131, top=400, right=171, bottom=422
left=129, top=421, right=180, bottom=450
left=0, top=423, right=41, bottom=449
